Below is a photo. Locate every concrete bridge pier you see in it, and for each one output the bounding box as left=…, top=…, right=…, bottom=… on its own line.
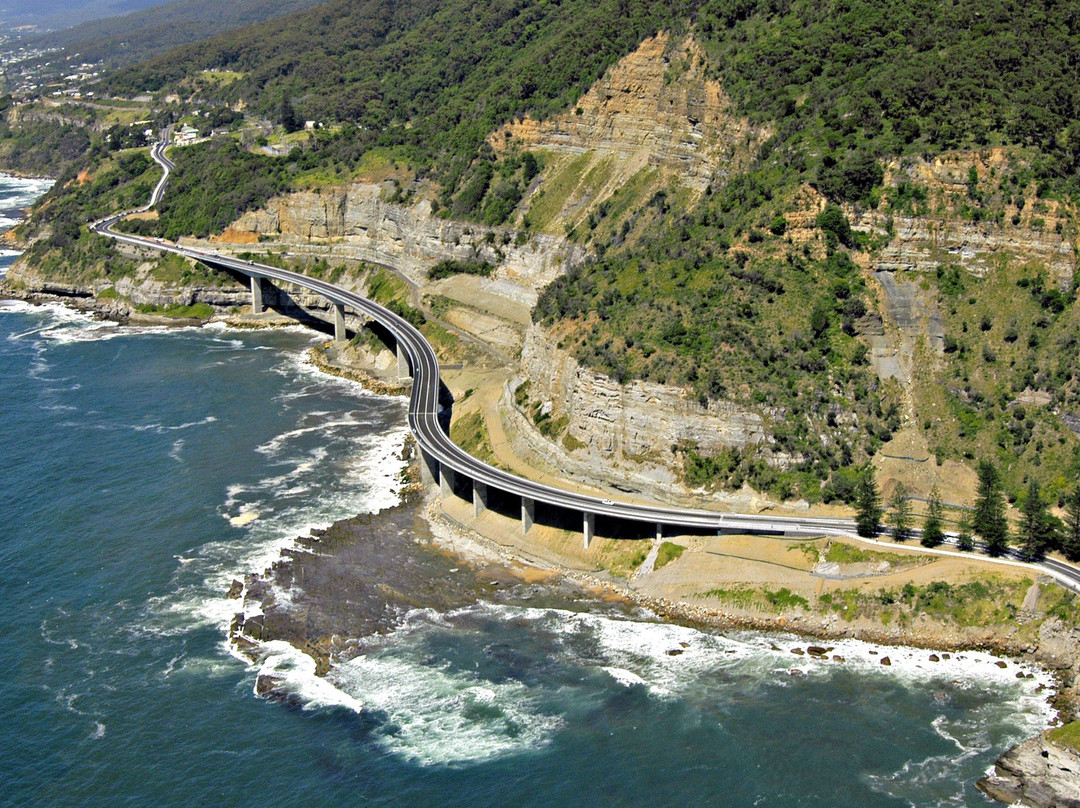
left=397, top=342, right=410, bottom=379
left=472, top=480, right=488, bottom=518
left=420, top=450, right=437, bottom=488
left=251, top=276, right=264, bottom=313
left=583, top=511, right=595, bottom=549
left=521, top=497, right=534, bottom=534
left=656, top=522, right=664, bottom=542
left=333, top=303, right=347, bottom=342
left=440, top=465, right=456, bottom=500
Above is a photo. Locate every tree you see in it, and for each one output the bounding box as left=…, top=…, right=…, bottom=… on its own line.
left=921, top=486, right=945, bottom=547
left=280, top=96, right=302, bottom=134
left=854, top=464, right=882, bottom=538
left=815, top=203, right=854, bottom=247
left=1065, top=484, right=1080, bottom=563
left=972, top=460, right=1009, bottom=557
left=1019, top=479, right=1056, bottom=561
left=956, top=512, right=975, bottom=552
left=889, top=481, right=912, bottom=541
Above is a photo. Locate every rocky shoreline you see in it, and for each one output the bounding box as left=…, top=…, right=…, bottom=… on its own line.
left=229, top=461, right=1080, bottom=805
left=977, top=734, right=1080, bottom=808
left=219, top=340, right=1080, bottom=806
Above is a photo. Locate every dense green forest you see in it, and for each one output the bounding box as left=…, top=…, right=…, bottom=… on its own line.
left=101, top=0, right=1080, bottom=207
left=698, top=0, right=1080, bottom=200
left=104, top=0, right=695, bottom=203
left=0, top=112, right=97, bottom=178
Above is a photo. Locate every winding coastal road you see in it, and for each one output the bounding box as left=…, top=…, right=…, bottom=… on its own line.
left=92, top=134, right=1080, bottom=594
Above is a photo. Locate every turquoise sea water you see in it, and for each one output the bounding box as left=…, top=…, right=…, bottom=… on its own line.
left=0, top=176, right=1058, bottom=807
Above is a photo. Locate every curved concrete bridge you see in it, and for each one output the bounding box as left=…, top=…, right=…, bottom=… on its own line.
left=89, top=137, right=1080, bottom=595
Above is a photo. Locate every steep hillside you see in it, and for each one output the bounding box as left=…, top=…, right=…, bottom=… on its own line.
left=492, top=32, right=765, bottom=234
left=29, top=0, right=329, bottom=68
left=5, top=0, right=1080, bottom=511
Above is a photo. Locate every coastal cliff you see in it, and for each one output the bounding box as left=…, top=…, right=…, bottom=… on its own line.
left=227, top=184, right=581, bottom=306
left=978, top=734, right=1080, bottom=808
left=864, top=150, right=1076, bottom=288
left=502, top=321, right=792, bottom=507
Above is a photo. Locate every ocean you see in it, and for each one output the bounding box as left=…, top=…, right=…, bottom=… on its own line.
left=0, top=175, right=1056, bottom=807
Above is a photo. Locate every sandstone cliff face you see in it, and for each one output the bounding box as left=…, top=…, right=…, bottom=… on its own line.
left=504, top=322, right=776, bottom=504
left=5, top=254, right=250, bottom=311
left=978, top=734, right=1080, bottom=808
left=228, top=185, right=582, bottom=306
left=860, top=150, right=1077, bottom=289
left=867, top=270, right=945, bottom=385
left=873, top=215, right=1075, bottom=287
left=489, top=32, right=767, bottom=235
left=496, top=33, right=765, bottom=194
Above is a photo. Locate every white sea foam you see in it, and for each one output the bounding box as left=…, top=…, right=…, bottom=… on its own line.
left=0, top=173, right=54, bottom=203
left=255, top=641, right=366, bottom=712
left=260, top=600, right=1054, bottom=769
left=604, top=667, right=649, bottom=687
left=169, top=438, right=185, bottom=462
left=228, top=510, right=260, bottom=527
left=149, top=395, right=410, bottom=637
left=329, top=642, right=563, bottom=766
left=441, top=602, right=1056, bottom=719
left=0, top=299, right=194, bottom=345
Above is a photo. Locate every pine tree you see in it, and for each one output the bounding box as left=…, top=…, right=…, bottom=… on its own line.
left=854, top=465, right=882, bottom=538
left=956, top=512, right=975, bottom=552
left=1065, top=484, right=1080, bottom=563
left=889, top=481, right=912, bottom=542
left=921, top=486, right=945, bottom=548
left=280, top=96, right=302, bottom=133
left=973, top=460, right=1009, bottom=557
left=1019, top=479, right=1054, bottom=561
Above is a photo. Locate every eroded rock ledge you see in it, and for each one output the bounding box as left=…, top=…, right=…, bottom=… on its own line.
left=978, top=735, right=1080, bottom=808
left=503, top=321, right=796, bottom=509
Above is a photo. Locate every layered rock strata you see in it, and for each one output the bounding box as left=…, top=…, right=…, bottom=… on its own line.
left=978, top=735, right=1080, bottom=808
left=503, top=323, right=781, bottom=507
left=859, top=150, right=1077, bottom=289
left=494, top=32, right=766, bottom=194
left=228, top=186, right=581, bottom=306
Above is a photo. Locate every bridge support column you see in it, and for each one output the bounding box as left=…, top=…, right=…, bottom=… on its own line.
left=397, top=342, right=410, bottom=379
left=333, top=303, right=347, bottom=342
left=521, top=497, right=534, bottom=534
left=472, top=481, right=488, bottom=518
left=583, top=511, right=595, bottom=549
left=656, top=522, right=664, bottom=542
left=251, top=276, right=264, bottom=313
left=440, top=466, right=456, bottom=500
left=420, top=450, right=437, bottom=488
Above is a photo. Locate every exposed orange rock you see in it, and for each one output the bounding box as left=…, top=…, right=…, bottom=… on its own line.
left=490, top=32, right=768, bottom=231
left=494, top=32, right=764, bottom=191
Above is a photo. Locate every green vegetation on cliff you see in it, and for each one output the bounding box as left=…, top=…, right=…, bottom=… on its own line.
left=91, top=0, right=1080, bottom=221
left=105, top=0, right=691, bottom=207
left=7, top=0, right=1080, bottom=503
